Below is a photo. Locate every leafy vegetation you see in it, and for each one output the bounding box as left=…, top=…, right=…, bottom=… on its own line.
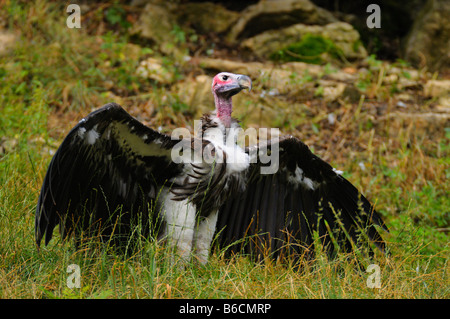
left=0, top=1, right=448, bottom=299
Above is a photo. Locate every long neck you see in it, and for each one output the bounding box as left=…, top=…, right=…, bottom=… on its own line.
left=213, top=93, right=232, bottom=128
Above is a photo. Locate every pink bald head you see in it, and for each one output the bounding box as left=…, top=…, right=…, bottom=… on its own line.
left=211, top=72, right=252, bottom=127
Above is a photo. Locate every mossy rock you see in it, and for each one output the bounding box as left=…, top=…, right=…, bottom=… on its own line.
left=270, top=34, right=344, bottom=64
left=242, top=22, right=367, bottom=64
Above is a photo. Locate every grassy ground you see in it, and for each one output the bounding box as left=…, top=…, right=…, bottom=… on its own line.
left=0, top=1, right=448, bottom=298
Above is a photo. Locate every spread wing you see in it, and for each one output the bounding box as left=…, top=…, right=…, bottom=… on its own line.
left=215, top=136, right=388, bottom=262
left=35, top=103, right=183, bottom=247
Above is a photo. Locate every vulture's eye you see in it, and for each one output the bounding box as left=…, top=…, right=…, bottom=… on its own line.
left=221, top=75, right=229, bottom=81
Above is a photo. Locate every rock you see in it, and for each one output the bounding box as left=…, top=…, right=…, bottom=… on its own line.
left=136, top=57, right=175, bottom=84
left=315, top=79, right=361, bottom=103
left=130, top=1, right=185, bottom=60
left=383, top=74, right=399, bottom=85
left=226, top=0, right=337, bottom=42
left=436, top=96, right=450, bottom=109
left=176, top=2, right=239, bottom=34
left=388, top=67, right=421, bottom=81
left=424, top=80, right=450, bottom=98
left=341, top=84, right=362, bottom=103
left=130, top=1, right=173, bottom=44
left=383, top=65, right=423, bottom=89
left=307, top=0, right=429, bottom=63
left=396, top=93, right=415, bottom=103
left=319, top=80, right=346, bottom=102
left=175, top=75, right=214, bottom=117
left=424, top=80, right=450, bottom=109
left=279, top=61, right=324, bottom=78
left=241, top=22, right=367, bottom=63
left=396, top=101, right=408, bottom=108
left=320, top=22, right=367, bottom=60
left=0, top=30, right=17, bottom=56
left=404, top=0, right=450, bottom=72
left=198, top=57, right=266, bottom=79
left=0, top=136, right=18, bottom=155
left=398, top=78, right=421, bottom=90
left=380, top=111, right=450, bottom=135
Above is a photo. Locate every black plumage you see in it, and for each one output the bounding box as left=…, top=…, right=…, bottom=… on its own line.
left=35, top=103, right=182, bottom=248
left=36, top=72, right=388, bottom=265
left=215, top=136, right=388, bottom=262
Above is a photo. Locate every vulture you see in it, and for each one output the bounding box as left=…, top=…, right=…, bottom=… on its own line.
left=36, top=72, right=388, bottom=265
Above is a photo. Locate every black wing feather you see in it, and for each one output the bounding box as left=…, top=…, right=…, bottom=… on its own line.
left=35, top=103, right=183, bottom=247
left=215, top=136, right=388, bottom=262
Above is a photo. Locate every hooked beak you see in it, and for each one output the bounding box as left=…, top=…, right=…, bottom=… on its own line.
left=237, top=74, right=252, bottom=92
left=214, top=73, right=253, bottom=97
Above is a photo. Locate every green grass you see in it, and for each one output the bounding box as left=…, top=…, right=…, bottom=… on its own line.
left=0, top=1, right=448, bottom=299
